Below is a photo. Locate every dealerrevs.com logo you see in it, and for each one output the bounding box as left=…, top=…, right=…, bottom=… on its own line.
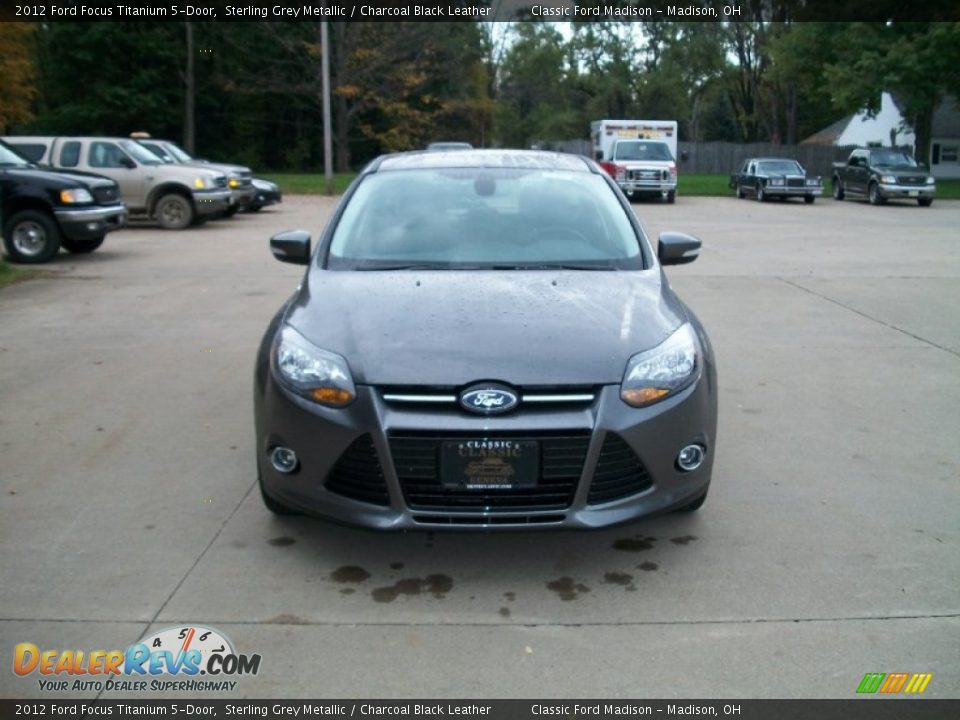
left=13, top=625, right=261, bottom=693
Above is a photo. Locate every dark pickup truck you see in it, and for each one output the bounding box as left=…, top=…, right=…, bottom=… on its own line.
left=1, top=140, right=127, bottom=263
left=831, top=148, right=935, bottom=207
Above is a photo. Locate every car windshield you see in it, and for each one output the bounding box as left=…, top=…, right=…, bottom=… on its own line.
left=0, top=142, right=31, bottom=167
left=327, top=167, right=644, bottom=270
left=140, top=142, right=174, bottom=162
left=870, top=150, right=917, bottom=167
left=757, top=160, right=803, bottom=175
left=163, top=142, right=194, bottom=163
left=119, top=140, right=162, bottom=165
left=613, top=141, right=673, bottom=162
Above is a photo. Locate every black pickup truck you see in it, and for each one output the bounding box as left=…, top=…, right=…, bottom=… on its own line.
left=1, top=140, right=127, bottom=263
left=831, top=148, right=935, bottom=207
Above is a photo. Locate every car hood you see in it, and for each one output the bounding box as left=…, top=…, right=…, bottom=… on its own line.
left=7, top=167, right=117, bottom=190
left=284, top=270, right=687, bottom=386
left=876, top=164, right=927, bottom=176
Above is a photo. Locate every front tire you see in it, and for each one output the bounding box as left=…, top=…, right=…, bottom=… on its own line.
left=666, top=190, right=676, bottom=204
left=2, top=210, right=61, bottom=264
left=154, top=194, right=195, bottom=230
left=61, top=235, right=105, bottom=254
left=868, top=182, right=886, bottom=206
left=918, top=197, right=933, bottom=207
left=804, top=195, right=816, bottom=205
left=832, top=178, right=844, bottom=200
left=736, top=185, right=745, bottom=199
left=756, top=184, right=766, bottom=202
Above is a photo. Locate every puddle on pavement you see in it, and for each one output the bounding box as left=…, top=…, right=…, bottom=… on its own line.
left=268, top=536, right=296, bottom=547
left=546, top=577, right=590, bottom=601
left=372, top=574, right=453, bottom=603
left=330, top=565, right=371, bottom=583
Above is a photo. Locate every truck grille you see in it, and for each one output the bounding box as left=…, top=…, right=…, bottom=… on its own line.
left=93, top=187, right=120, bottom=204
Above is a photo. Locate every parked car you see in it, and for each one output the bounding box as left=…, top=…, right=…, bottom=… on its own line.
left=2, top=136, right=231, bottom=229
left=425, top=142, right=473, bottom=151
left=132, top=135, right=256, bottom=215
left=254, top=149, right=717, bottom=530
left=730, top=158, right=823, bottom=203
left=1, top=140, right=127, bottom=263
left=831, top=148, right=935, bottom=206
left=248, top=178, right=282, bottom=212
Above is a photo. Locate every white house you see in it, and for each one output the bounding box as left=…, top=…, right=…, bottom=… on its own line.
left=803, top=92, right=960, bottom=179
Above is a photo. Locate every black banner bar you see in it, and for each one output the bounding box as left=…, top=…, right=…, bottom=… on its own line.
left=1, top=0, right=959, bottom=23
left=2, top=700, right=959, bottom=720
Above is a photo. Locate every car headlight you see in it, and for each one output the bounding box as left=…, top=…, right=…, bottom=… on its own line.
left=926, top=176, right=935, bottom=185
left=193, top=177, right=211, bottom=190
left=769, top=178, right=784, bottom=186
left=880, top=174, right=896, bottom=184
left=806, top=178, right=821, bottom=186
left=621, top=323, right=699, bottom=407
left=272, top=325, right=355, bottom=407
left=59, top=188, right=94, bottom=204
left=228, top=177, right=239, bottom=189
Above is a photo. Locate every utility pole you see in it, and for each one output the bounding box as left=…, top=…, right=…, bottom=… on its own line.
left=321, top=20, right=334, bottom=195
left=184, top=22, right=195, bottom=154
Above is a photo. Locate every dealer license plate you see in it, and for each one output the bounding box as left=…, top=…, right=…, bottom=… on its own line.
left=441, top=439, right=539, bottom=490
left=909, top=190, right=919, bottom=197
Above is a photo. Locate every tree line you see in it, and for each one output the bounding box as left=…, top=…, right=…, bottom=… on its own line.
left=1, top=19, right=957, bottom=171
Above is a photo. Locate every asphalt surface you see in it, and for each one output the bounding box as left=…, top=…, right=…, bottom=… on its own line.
left=1, top=195, right=958, bottom=699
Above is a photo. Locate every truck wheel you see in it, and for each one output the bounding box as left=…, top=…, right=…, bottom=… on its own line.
left=666, top=190, right=676, bottom=204
left=756, top=185, right=766, bottom=202
left=223, top=205, right=240, bottom=218
left=61, top=235, right=105, bottom=254
left=2, top=210, right=62, bottom=264
left=736, top=185, right=745, bottom=199
left=918, top=197, right=933, bottom=207
left=832, top=178, right=844, bottom=200
left=155, top=194, right=195, bottom=230
left=868, top=182, right=885, bottom=206
left=804, top=195, right=816, bottom=204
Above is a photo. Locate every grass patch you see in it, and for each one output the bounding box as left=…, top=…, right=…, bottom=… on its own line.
left=265, top=171, right=960, bottom=200
left=261, top=173, right=357, bottom=195
left=0, top=259, right=39, bottom=289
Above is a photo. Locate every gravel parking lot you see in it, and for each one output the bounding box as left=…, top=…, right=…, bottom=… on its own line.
left=1, top=196, right=958, bottom=698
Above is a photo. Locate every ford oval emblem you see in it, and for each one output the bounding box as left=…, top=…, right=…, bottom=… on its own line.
left=459, top=384, right=519, bottom=415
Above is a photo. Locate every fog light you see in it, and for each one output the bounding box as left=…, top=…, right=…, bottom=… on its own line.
left=270, top=446, right=298, bottom=474
left=677, top=444, right=705, bottom=472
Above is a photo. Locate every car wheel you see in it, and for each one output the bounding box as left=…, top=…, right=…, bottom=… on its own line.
left=666, top=190, right=676, bottom=204
left=832, top=178, right=844, bottom=200
left=736, top=185, right=745, bottom=199
left=61, top=235, right=105, bottom=254
left=155, top=194, right=195, bottom=230
left=223, top=205, right=240, bottom=218
left=868, top=182, right=886, bottom=206
left=918, top=197, right=933, bottom=207
left=674, top=487, right=708, bottom=513
left=248, top=204, right=263, bottom=213
left=756, top=185, right=766, bottom=202
left=259, top=476, right=301, bottom=516
left=804, top=195, right=816, bottom=205
left=2, top=210, right=62, bottom=264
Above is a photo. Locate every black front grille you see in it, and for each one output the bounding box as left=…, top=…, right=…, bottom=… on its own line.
left=93, top=186, right=119, bottom=204
left=214, top=176, right=228, bottom=188
left=324, top=435, right=390, bottom=506
left=898, top=176, right=920, bottom=185
left=587, top=434, right=653, bottom=505
left=787, top=177, right=805, bottom=188
left=412, top=514, right=565, bottom=526
left=390, top=432, right=589, bottom=510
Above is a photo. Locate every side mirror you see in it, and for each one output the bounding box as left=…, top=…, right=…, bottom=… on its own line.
left=119, top=156, right=136, bottom=169
left=658, top=231, right=701, bottom=266
left=270, top=230, right=311, bottom=265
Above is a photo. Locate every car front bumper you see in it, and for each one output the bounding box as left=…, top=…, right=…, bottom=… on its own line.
left=55, top=204, right=128, bottom=240
left=192, top=189, right=232, bottom=217
left=619, top=180, right=677, bottom=195
left=255, top=363, right=717, bottom=531
left=230, top=186, right=257, bottom=208
left=878, top=183, right=935, bottom=200
left=763, top=186, right=823, bottom=197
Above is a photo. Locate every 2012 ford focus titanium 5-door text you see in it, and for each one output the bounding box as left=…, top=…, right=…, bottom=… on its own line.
left=254, top=150, right=717, bottom=530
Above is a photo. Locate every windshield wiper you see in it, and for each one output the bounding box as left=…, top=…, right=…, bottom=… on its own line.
left=494, top=263, right=616, bottom=271
left=354, top=263, right=448, bottom=271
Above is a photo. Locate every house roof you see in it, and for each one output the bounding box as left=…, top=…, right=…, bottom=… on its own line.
left=801, top=114, right=853, bottom=145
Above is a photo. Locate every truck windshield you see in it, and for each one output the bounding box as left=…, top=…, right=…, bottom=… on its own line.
left=163, top=143, right=194, bottom=163
left=0, top=142, right=31, bottom=167
left=118, top=140, right=162, bottom=166
left=870, top=150, right=917, bottom=167
left=614, top=141, right=674, bottom=162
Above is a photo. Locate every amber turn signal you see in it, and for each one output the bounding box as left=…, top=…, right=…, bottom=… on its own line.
left=621, top=388, right=670, bottom=407
left=309, top=387, right=355, bottom=406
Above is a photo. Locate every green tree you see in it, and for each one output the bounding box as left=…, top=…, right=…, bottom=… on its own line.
left=0, top=23, right=36, bottom=133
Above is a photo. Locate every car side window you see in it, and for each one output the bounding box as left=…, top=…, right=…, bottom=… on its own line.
left=748, top=163, right=755, bottom=174
left=10, top=143, right=46, bottom=162
left=89, top=142, right=129, bottom=168
left=59, top=142, right=81, bottom=168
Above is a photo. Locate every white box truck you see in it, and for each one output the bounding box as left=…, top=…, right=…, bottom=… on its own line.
left=590, top=120, right=679, bottom=203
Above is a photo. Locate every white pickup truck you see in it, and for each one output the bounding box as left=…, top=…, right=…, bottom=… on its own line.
left=3, top=136, right=232, bottom=229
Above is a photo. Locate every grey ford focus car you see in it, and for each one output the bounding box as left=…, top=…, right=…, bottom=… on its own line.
left=254, top=150, right=717, bottom=530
